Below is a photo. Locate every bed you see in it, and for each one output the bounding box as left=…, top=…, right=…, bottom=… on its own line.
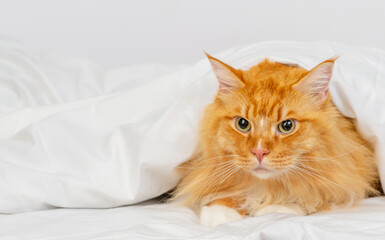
left=1, top=38, right=385, bottom=239
left=1, top=197, right=385, bottom=239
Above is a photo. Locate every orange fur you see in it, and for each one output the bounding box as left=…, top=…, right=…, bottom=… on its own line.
left=209, top=198, right=247, bottom=216
left=173, top=55, right=379, bottom=216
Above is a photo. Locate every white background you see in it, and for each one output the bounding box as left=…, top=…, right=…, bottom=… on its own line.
left=0, top=0, right=384, bottom=68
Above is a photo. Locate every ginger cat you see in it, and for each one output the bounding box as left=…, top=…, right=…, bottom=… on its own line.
left=173, top=54, right=379, bottom=227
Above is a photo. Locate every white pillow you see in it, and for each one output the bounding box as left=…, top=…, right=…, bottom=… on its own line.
left=0, top=39, right=384, bottom=213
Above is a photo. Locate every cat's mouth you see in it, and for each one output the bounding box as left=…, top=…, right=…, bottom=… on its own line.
left=251, top=165, right=274, bottom=179
left=254, top=165, right=271, bottom=171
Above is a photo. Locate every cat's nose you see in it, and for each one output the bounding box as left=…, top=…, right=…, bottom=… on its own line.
left=252, top=148, right=270, bottom=163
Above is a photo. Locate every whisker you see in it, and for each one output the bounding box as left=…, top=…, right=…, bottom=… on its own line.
left=193, top=164, right=237, bottom=207
left=176, top=155, right=242, bottom=169
left=290, top=165, right=340, bottom=196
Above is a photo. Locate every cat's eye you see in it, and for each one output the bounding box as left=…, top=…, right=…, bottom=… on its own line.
left=235, top=117, right=251, bottom=132
left=278, top=119, right=296, bottom=134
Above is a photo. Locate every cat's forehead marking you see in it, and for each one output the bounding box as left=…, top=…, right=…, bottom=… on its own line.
left=260, top=117, right=264, bottom=128
left=254, top=115, right=270, bottom=133
left=271, top=125, right=276, bottom=134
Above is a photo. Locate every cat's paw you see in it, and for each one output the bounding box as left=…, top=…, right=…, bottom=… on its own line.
left=200, top=205, right=243, bottom=227
left=254, top=204, right=306, bottom=216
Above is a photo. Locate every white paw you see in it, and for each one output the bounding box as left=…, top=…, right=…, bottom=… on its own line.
left=254, top=204, right=306, bottom=216
left=200, top=205, right=243, bottom=227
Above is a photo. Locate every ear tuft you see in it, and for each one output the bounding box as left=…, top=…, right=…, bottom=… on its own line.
left=293, top=58, right=336, bottom=104
left=205, top=53, right=244, bottom=92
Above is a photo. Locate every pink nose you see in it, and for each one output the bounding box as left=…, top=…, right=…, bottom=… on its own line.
left=252, top=148, right=270, bottom=163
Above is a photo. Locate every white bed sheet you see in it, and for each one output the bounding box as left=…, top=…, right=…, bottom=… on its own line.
left=1, top=197, right=385, bottom=240
left=1, top=39, right=385, bottom=239
left=1, top=39, right=385, bottom=214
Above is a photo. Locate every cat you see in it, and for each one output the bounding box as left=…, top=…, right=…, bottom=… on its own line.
left=173, top=54, right=380, bottom=227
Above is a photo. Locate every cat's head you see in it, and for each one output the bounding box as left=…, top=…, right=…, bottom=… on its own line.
left=201, top=54, right=336, bottom=180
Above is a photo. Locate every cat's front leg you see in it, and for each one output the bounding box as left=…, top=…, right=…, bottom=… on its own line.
left=200, top=198, right=245, bottom=227
left=253, top=204, right=307, bottom=217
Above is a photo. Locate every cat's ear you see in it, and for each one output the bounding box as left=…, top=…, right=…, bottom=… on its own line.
left=293, top=58, right=336, bottom=105
left=205, top=53, right=244, bottom=92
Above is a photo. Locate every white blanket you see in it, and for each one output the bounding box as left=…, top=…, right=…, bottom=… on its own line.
left=1, top=197, right=385, bottom=239
left=0, top=39, right=385, bottom=214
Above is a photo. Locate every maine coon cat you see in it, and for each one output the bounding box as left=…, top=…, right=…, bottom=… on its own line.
left=173, top=54, right=379, bottom=227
